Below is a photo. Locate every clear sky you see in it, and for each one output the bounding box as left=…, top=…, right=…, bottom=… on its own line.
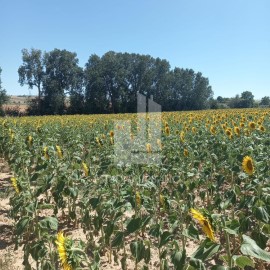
left=0, top=0, right=269, bottom=99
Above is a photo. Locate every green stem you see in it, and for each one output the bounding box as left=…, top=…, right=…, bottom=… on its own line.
left=222, top=217, right=232, bottom=269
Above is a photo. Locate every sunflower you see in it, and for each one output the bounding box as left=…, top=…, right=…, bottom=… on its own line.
left=210, top=125, right=216, bottom=135
left=190, top=208, right=216, bottom=242
left=96, top=137, right=101, bottom=146
left=184, top=149, right=189, bottom=157
left=56, top=145, right=63, bottom=159
left=259, top=125, right=265, bottom=132
left=135, top=191, right=141, bottom=207
left=10, top=177, right=20, bottom=194
left=43, top=146, right=49, bottom=160
left=159, top=194, right=165, bottom=208
left=55, top=231, right=73, bottom=270
left=26, top=135, right=33, bottom=146
left=82, top=162, right=89, bottom=177
left=146, top=143, right=152, bottom=154
left=242, top=156, right=255, bottom=175
left=225, top=129, right=233, bottom=139
left=248, top=121, right=256, bottom=129
left=156, top=139, right=162, bottom=149
left=109, top=130, right=114, bottom=137
left=234, top=126, right=240, bottom=136
left=10, top=132, right=15, bottom=142
left=180, top=131, right=185, bottom=142
left=165, top=126, right=170, bottom=135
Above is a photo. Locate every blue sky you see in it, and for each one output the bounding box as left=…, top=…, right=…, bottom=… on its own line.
left=0, top=0, right=269, bottom=99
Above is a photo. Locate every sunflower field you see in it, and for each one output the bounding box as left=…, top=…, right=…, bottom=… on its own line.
left=0, top=108, right=270, bottom=270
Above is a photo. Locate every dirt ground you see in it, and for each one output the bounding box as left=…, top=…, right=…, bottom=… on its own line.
left=0, top=158, right=26, bottom=269
left=0, top=158, right=198, bottom=270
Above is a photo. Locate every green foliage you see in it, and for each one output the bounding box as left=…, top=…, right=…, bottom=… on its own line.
left=18, top=48, right=44, bottom=114
left=84, top=52, right=213, bottom=113
left=42, top=49, right=83, bottom=115
left=260, top=96, right=270, bottom=106
left=1, top=108, right=270, bottom=268
left=0, top=67, right=10, bottom=112
left=18, top=49, right=213, bottom=115
left=240, top=235, right=270, bottom=262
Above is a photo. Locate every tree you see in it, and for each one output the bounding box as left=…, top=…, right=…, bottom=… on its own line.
left=84, top=54, right=109, bottom=114
left=167, top=68, right=212, bottom=111
left=68, top=68, right=84, bottom=114
left=240, top=91, right=254, bottom=108
left=228, top=94, right=241, bottom=108
left=18, top=48, right=44, bottom=112
left=217, top=96, right=224, bottom=103
left=122, top=53, right=157, bottom=112
left=0, top=67, right=9, bottom=114
left=260, top=96, right=270, bottom=106
left=209, top=98, right=219, bottom=109
left=190, top=72, right=213, bottom=110
left=84, top=51, right=213, bottom=113
left=43, top=49, right=83, bottom=114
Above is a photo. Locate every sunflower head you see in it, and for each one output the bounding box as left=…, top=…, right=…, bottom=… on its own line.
left=96, top=137, right=101, bottom=146
left=82, top=162, right=89, bottom=177
left=210, top=125, right=216, bottom=135
left=248, top=121, right=256, bottom=129
left=56, top=145, right=63, bottom=159
left=225, top=129, right=231, bottom=136
left=165, top=126, right=170, bottom=135
left=242, top=156, right=255, bottom=175
left=146, top=143, right=152, bottom=154
left=26, top=135, right=33, bottom=146
left=234, top=127, right=240, bottom=136
left=10, top=177, right=20, bottom=194
left=184, top=149, right=189, bottom=157
left=159, top=194, right=165, bottom=209
left=259, top=125, right=265, bottom=132
left=180, top=131, right=185, bottom=142
left=135, top=191, right=141, bottom=207
left=55, top=232, right=73, bottom=270
left=156, top=139, right=162, bottom=149
left=190, top=208, right=216, bottom=242
left=43, top=146, right=49, bottom=160
left=109, top=137, right=113, bottom=145
left=225, top=129, right=233, bottom=139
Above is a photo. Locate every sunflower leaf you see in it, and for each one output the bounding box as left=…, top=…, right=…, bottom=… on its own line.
left=240, top=235, right=270, bottom=262
left=191, top=239, right=220, bottom=261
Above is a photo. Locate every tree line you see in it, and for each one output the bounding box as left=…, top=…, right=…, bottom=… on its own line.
left=17, top=48, right=213, bottom=115
left=0, top=67, right=10, bottom=115
left=210, top=92, right=270, bottom=109
left=1, top=48, right=269, bottom=116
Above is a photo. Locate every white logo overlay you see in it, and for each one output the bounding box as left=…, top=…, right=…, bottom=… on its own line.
left=114, top=93, right=162, bottom=165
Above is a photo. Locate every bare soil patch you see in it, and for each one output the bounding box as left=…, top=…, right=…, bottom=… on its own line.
left=0, top=158, right=198, bottom=270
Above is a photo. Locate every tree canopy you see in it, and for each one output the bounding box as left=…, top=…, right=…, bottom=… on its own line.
left=0, top=67, right=9, bottom=114
left=18, top=48, right=214, bottom=115
left=260, top=96, right=270, bottom=106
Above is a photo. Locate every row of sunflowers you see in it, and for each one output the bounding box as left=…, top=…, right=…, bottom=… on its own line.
left=0, top=108, right=270, bottom=269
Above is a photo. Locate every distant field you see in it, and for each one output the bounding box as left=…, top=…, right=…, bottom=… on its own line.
left=3, top=95, right=32, bottom=112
